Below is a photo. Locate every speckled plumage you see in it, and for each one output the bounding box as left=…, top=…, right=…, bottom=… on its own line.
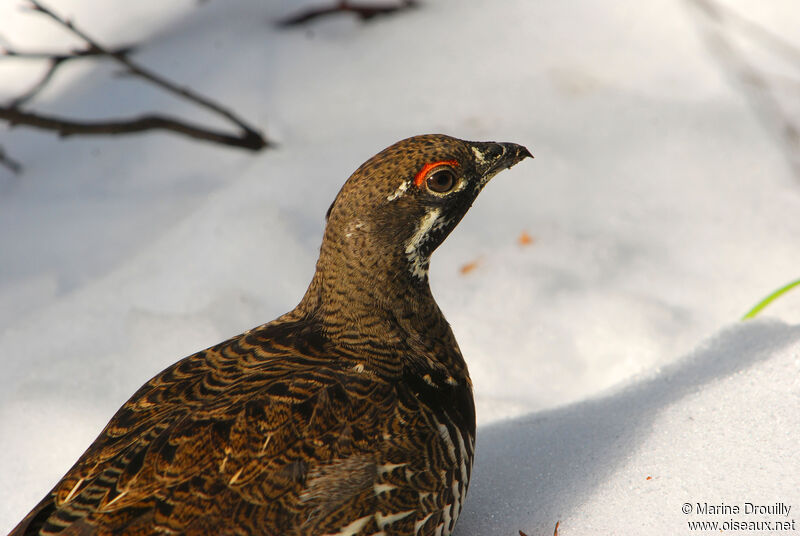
left=10, top=134, right=531, bottom=536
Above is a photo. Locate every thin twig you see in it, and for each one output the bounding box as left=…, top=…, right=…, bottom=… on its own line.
left=2, top=44, right=135, bottom=107
left=0, top=145, right=23, bottom=174
left=27, top=0, right=265, bottom=144
left=2, top=44, right=135, bottom=61
left=1, top=0, right=268, bottom=151
left=277, top=0, right=417, bottom=27
left=0, top=107, right=265, bottom=150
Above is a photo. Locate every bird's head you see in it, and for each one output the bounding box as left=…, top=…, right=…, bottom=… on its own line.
left=322, top=134, right=532, bottom=283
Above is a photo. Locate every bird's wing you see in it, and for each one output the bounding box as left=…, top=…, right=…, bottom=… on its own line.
left=10, top=322, right=401, bottom=536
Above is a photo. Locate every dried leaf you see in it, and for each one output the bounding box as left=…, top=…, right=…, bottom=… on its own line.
left=459, top=259, right=481, bottom=275
left=518, top=231, right=534, bottom=246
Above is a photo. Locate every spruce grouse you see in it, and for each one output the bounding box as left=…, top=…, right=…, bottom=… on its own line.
left=9, top=134, right=532, bottom=536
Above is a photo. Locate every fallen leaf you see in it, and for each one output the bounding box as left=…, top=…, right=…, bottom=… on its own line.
left=518, top=231, right=534, bottom=246
left=460, top=258, right=481, bottom=275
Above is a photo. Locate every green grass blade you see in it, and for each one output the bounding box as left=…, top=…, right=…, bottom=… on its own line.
left=742, top=278, right=800, bottom=320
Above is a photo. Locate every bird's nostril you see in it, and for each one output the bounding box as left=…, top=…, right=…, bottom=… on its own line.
left=484, top=144, right=505, bottom=161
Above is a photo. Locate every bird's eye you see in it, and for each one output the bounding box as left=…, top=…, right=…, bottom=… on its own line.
left=426, top=169, right=456, bottom=193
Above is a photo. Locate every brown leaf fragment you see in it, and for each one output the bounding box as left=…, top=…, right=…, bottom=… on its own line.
left=459, top=258, right=481, bottom=275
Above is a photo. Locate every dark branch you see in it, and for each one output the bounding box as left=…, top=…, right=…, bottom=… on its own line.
left=0, top=107, right=265, bottom=150
left=2, top=44, right=135, bottom=107
left=8, top=58, right=62, bottom=108
left=0, top=145, right=23, bottom=174
left=27, top=0, right=265, bottom=144
left=2, top=44, right=135, bottom=61
left=0, top=0, right=268, bottom=151
left=277, top=0, right=417, bottom=27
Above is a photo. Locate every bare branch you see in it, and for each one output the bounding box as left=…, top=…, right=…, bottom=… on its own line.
left=2, top=44, right=135, bottom=107
left=2, top=44, right=135, bottom=61
left=7, top=58, right=62, bottom=108
left=277, top=0, right=417, bottom=27
left=0, top=1, right=269, bottom=153
left=0, top=107, right=265, bottom=150
left=0, top=145, right=23, bottom=174
left=27, top=0, right=265, bottom=145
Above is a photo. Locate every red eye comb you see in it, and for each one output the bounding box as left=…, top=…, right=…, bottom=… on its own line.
left=413, top=160, right=459, bottom=187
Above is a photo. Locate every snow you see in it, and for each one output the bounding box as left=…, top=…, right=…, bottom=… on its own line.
left=461, top=321, right=800, bottom=535
left=1, top=0, right=799, bottom=534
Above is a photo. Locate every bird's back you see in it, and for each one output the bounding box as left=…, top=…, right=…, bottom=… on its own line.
left=11, top=314, right=475, bottom=536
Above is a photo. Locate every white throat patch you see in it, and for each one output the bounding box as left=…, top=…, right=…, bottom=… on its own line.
left=405, top=207, right=443, bottom=279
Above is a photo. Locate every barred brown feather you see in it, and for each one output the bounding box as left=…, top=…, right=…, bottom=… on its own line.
left=9, top=134, right=531, bottom=536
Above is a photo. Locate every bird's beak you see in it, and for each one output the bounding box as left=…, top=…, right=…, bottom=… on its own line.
left=471, top=141, right=533, bottom=185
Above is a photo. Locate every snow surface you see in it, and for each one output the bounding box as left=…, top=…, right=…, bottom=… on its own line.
left=2, top=0, right=799, bottom=534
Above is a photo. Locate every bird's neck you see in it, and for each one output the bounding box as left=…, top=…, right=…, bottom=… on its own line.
left=293, top=237, right=468, bottom=379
